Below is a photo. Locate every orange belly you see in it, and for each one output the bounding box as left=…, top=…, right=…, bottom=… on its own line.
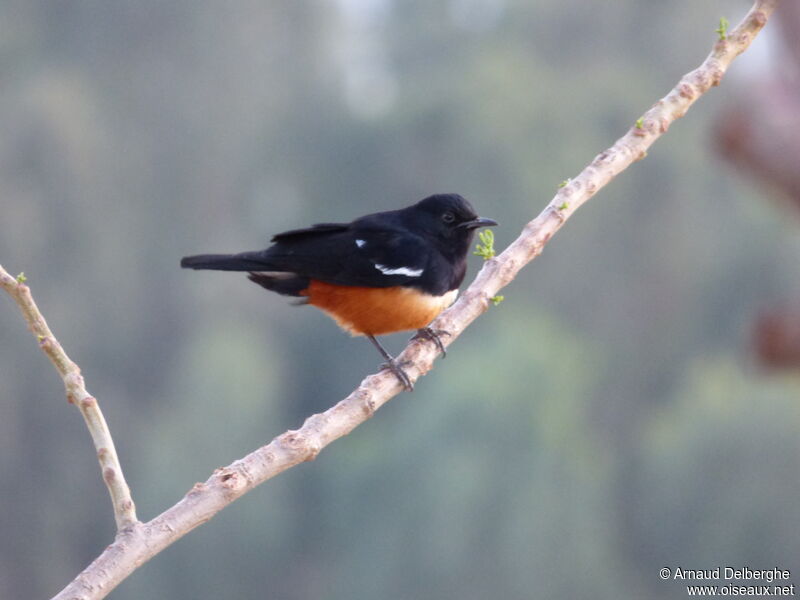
left=302, top=280, right=458, bottom=336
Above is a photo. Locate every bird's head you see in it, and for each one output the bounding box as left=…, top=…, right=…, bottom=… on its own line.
left=410, top=193, right=497, bottom=257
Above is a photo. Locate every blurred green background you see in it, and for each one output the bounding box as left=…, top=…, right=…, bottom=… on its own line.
left=2, top=1, right=799, bottom=599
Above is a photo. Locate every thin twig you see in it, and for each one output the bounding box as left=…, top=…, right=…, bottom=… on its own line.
left=1, top=1, right=778, bottom=598
left=0, top=267, right=137, bottom=531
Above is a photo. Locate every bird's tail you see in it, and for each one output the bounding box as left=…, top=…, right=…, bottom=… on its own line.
left=180, top=251, right=270, bottom=271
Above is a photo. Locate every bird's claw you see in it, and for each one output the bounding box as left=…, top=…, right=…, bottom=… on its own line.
left=412, top=327, right=451, bottom=357
left=380, top=358, right=414, bottom=391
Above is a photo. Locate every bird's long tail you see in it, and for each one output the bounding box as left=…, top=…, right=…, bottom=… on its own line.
left=180, top=251, right=269, bottom=271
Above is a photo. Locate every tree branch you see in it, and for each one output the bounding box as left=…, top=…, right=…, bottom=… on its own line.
left=0, top=267, right=137, bottom=531
left=0, top=1, right=778, bottom=598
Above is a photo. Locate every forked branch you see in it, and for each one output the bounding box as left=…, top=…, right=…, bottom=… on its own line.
left=0, top=2, right=779, bottom=598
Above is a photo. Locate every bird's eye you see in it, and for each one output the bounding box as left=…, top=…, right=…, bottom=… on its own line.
left=442, top=211, right=455, bottom=224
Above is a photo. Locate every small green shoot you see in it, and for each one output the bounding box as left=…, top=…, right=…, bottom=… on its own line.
left=715, top=17, right=729, bottom=40
left=635, top=118, right=644, bottom=129
left=490, top=295, right=505, bottom=306
left=558, top=179, right=570, bottom=188
left=16, top=272, right=27, bottom=283
left=558, top=202, right=569, bottom=211
left=473, top=229, right=496, bottom=260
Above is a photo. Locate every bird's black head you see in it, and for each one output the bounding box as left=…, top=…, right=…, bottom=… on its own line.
left=408, top=193, right=497, bottom=258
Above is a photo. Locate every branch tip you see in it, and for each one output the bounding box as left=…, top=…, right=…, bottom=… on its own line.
left=0, top=263, right=137, bottom=533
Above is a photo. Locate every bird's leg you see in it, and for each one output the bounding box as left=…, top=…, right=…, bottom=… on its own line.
left=412, top=326, right=451, bottom=358
left=366, top=335, right=414, bottom=391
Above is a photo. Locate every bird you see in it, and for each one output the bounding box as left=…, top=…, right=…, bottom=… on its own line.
left=181, top=193, right=497, bottom=390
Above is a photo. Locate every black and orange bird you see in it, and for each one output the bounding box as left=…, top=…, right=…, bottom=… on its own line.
left=180, top=194, right=497, bottom=390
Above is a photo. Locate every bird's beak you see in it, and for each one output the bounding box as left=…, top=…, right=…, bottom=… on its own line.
left=459, top=216, right=498, bottom=229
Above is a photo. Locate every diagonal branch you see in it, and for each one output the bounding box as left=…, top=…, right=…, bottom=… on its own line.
left=0, top=1, right=778, bottom=599
left=0, top=267, right=137, bottom=531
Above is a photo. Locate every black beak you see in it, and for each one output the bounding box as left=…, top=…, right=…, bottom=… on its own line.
left=459, top=216, right=498, bottom=230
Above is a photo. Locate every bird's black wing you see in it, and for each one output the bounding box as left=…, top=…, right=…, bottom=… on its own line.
left=259, top=225, right=442, bottom=290
left=270, top=222, right=350, bottom=243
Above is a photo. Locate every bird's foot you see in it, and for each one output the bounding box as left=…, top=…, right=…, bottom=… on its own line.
left=380, top=357, right=415, bottom=392
left=412, top=327, right=451, bottom=357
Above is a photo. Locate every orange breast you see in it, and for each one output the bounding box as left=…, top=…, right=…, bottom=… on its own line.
left=302, top=280, right=458, bottom=336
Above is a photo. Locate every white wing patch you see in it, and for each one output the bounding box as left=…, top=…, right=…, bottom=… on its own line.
left=374, top=263, right=424, bottom=277
left=355, top=239, right=366, bottom=248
